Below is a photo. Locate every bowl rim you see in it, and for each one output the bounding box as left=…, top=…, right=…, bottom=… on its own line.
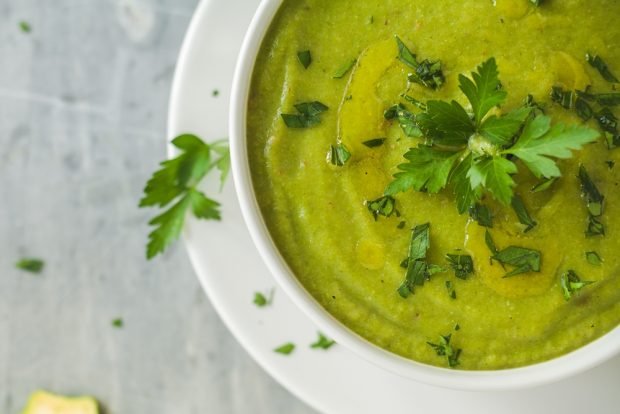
left=229, top=0, right=620, bottom=391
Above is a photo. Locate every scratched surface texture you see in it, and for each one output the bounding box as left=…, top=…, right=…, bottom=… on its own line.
left=0, top=1, right=314, bottom=413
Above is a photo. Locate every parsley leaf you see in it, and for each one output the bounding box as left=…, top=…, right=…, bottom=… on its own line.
left=504, top=115, right=599, bottom=179
left=112, top=318, right=123, bottom=328
left=385, top=146, right=460, bottom=195
left=15, top=258, right=44, bottom=273
left=297, top=50, right=312, bottom=69
left=479, top=107, right=531, bottom=146
left=281, top=101, right=329, bottom=128
left=398, top=223, right=430, bottom=297
left=492, top=246, right=541, bottom=277
left=578, top=165, right=604, bottom=217
left=467, top=156, right=517, bottom=205
left=140, top=135, right=228, bottom=259
left=459, top=57, right=506, bottom=125
left=310, top=332, right=336, bottom=350
left=560, top=270, right=595, bottom=300
left=19, top=21, right=31, bottom=33
left=586, top=53, right=619, bottom=83
left=274, top=343, right=296, bottom=355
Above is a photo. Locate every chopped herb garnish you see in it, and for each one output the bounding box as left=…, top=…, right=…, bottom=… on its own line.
left=593, top=93, right=620, bottom=107
left=530, top=0, right=543, bottom=5
left=596, top=108, right=618, bottom=134
left=531, top=177, right=557, bottom=193
left=606, top=160, right=615, bottom=170
left=212, top=89, right=219, bottom=97
left=366, top=195, right=397, bottom=220
left=333, top=59, right=357, bottom=79
left=310, top=332, right=336, bottom=350
left=446, top=254, right=474, bottom=280
left=575, top=97, right=594, bottom=121
left=385, top=58, right=599, bottom=214
left=112, top=318, right=123, bottom=328
left=19, top=21, right=31, bottom=33
left=15, top=258, right=44, bottom=273
left=551, top=86, right=574, bottom=109
left=493, top=246, right=541, bottom=277
left=140, top=135, right=229, bottom=259
left=578, top=165, right=605, bottom=225
left=587, top=215, right=605, bottom=237
left=281, top=101, right=329, bottom=128
left=485, top=230, right=499, bottom=256
left=511, top=195, right=537, bottom=232
left=586, top=53, right=619, bottom=83
left=253, top=289, right=274, bottom=307
left=395, top=36, right=445, bottom=89
left=327, top=143, right=351, bottom=166
left=398, top=223, right=433, bottom=298
left=445, top=281, right=456, bottom=299
left=469, top=203, right=493, bottom=228
left=297, top=50, right=312, bottom=69
left=560, top=270, right=595, bottom=300
left=362, top=138, right=387, bottom=148
left=586, top=251, right=603, bottom=266
left=427, top=334, right=461, bottom=368
left=397, top=220, right=406, bottom=229
left=274, top=342, right=296, bottom=355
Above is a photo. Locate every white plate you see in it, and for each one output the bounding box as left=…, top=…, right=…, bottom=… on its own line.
left=168, top=1, right=620, bottom=412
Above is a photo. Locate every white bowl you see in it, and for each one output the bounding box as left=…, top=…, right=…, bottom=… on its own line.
left=229, top=0, right=620, bottom=391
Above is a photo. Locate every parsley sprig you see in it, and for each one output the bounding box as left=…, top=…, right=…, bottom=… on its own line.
left=140, top=134, right=229, bottom=259
left=385, top=58, right=599, bottom=213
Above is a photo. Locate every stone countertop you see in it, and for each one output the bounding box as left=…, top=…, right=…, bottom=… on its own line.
left=0, top=1, right=315, bottom=413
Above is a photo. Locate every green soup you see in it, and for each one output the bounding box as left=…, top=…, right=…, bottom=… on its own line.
left=247, top=0, right=620, bottom=369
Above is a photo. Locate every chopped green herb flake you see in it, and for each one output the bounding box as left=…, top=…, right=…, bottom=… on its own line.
left=531, top=177, right=557, bottom=193
left=212, top=89, right=219, bottom=97
left=578, top=165, right=605, bottom=218
left=281, top=101, right=329, bottom=128
left=445, top=281, right=457, bottom=299
left=333, top=59, right=357, bottom=79
left=274, top=343, right=296, bottom=355
left=485, top=230, right=499, bottom=256
left=493, top=246, right=541, bottom=277
left=112, top=318, right=123, bottom=328
left=595, top=93, right=620, bottom=107
left=253, top=289, right=274, bottom=307
left=363, top=138, right=387, bottom=148
left=469, top=203, right=493, bottom=228
left=15, top=258, right=44, bottom=273
left=398, top=223, right=431, bottom=298
left=596, top=108, right=618, bottom=134
left=586, top=53, right=619, bottom=83
left=586, top=251, right=603, bottom=266
left=327, top=144, right=351, bottom=166
left=560, top=270, right=595, bottom=301
left=606, top=160, right=615, bottom=170
left=586, top=215, right=605, bottom=237
left=551, top=86, right=574, bottom=109
left=397, top=220, right=406, bottom=229
left=395, top=36, right=444, bottom=89
left=454, top=323, right=461, bottom=331
left=446, top=254, right=474, bottom=279
left=366, top=195, right=397, bottom=220
left=310, top=332, right=336, bottom=350
left=19, top=21, right=31, bottom=33
left=511, top=195, right=537, bottom=232
left=530, top=0, right=542, bottom=5
left=427, top=334, right=461, bottom=368
left=297, top=50, right=312, bottom=69
left=575, top=97, right=594, bottom=121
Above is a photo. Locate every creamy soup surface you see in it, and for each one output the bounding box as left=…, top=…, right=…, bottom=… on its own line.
left=247, top=0, right=620, bottom=369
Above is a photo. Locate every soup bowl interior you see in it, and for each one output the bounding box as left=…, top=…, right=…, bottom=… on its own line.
left=229, top=0, right=620, bottom=391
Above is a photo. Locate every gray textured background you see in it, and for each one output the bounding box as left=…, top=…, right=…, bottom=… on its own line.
left=0, top=1, right=314, bottom=413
